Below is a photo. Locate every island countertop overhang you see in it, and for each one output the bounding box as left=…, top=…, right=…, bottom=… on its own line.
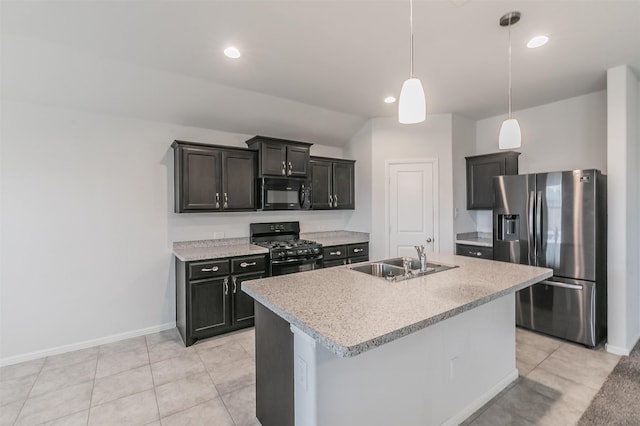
left=243, top=253, right=552, bottom=358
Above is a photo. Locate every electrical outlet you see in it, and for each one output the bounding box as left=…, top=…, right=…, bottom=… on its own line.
left=213, top=232, right=225, bottom=239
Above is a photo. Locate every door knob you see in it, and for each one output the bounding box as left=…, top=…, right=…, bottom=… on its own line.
left=426, top=237, right=433, bottom=243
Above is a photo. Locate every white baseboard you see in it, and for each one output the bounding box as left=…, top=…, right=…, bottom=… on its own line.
left=442, top=369, right=519, bottom=426
left=0, top=322, right=176, bottom=367
left=606, top=343, right=631, bottom=356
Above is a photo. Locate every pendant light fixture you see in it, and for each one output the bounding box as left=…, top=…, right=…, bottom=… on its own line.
left=498, top=11, right=521, bottom=149
left=398, top=0, right=426, bottom=124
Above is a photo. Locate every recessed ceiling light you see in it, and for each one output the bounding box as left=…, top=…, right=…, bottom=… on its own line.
left=224, top=46, right=241, bottom=59
left=527, top=35, right=549, bottom=48
left=384, top=96, right=397, bottom=104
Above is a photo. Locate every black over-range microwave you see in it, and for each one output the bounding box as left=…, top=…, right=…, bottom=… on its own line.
left=259, top=178, right=312, bottom=210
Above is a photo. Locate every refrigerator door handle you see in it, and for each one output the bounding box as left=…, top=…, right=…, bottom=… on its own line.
left=528, top=191, right=535, bottom=264
left=541, top=280, right=583, bottom=291
left=536, top=191, right=543, bottom=261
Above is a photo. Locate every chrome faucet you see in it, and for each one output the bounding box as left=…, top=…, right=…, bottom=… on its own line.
left=415, top=245, right=427, bottom=272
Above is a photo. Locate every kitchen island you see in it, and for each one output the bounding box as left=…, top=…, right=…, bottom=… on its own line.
left=243, top=253, right=552, bottom=426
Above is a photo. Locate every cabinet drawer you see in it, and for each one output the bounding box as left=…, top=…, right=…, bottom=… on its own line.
left=347, top=255, right=369, bottom=264
left=188, top=259, right=230, bottom=280
left=323, top=245, right=347, bottom=260
left=324, top=259, right=346, bottom=268
left=456, top=244, right=493, bottom=259
left=231, top=255, right=266, bottom=274
left=347, top=243, right=368, bottom=258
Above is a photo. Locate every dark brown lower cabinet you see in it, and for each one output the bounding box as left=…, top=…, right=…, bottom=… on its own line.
left=176, top=255, right=266, bottom=346
left=456, top=244, right=493, bottom=259
left=323, top=242, right=369, bottom=268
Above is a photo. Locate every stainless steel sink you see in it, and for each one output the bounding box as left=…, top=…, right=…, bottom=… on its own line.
left=349, top=257, right=457, bottom=281
left=349, top=263, right=406, bottom=280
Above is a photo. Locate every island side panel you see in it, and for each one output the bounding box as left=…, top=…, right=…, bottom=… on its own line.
left=293, top=295, right=517, bottom=426
left=255, top=302, right=294, bottom=426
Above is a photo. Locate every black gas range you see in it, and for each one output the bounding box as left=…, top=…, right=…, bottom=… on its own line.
left=250, top=222, right=323, bottom=276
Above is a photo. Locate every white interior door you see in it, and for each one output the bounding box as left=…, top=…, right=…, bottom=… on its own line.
left=387, top=160, right=438, bottom=258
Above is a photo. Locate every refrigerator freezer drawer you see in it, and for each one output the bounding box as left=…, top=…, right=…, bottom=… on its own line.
left=516, top=279, right=598, bottom=347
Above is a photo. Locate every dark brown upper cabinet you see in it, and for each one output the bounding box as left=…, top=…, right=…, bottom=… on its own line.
left=246, top=136, right=312, bottom=178
left=466, top=151, right=520, bottom=210
left=172, top=140, right=257, bottom=213
left=310, top=156, right=355, bottom=210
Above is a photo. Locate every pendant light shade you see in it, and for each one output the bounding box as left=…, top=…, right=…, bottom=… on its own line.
left=399, top=78, right=426, bottom=124
left=398, top=0, right=425, bottom=124
left=499, top=118, right=522, bottom=149
left=498, top=11, right=521, bottom=149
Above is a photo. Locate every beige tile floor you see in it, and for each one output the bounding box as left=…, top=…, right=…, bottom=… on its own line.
left=0, top=327, right=620, bottom=426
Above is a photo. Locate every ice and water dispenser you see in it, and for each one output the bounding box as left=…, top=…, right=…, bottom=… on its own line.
left=497, top=214, right=519, bottom=241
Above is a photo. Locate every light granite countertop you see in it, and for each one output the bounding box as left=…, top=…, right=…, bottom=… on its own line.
left=300, top=231, right=369, bottom=247
left=173, top=231, right=369, bottom=261
left=243, top=253, right=552, bottom=358
left=173, top=238, right=268, bottom=261
left=455, top=232, right=493, bottom=247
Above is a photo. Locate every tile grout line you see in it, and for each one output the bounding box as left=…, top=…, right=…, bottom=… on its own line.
left=195, top=347, right=240, bottom=426
left=12, top=358, right=46, bottom=425
left=145, top=335, right=163, bottom=426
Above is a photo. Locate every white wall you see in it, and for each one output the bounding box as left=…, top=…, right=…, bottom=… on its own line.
left=476, top=91, right=608, bottom=174
left=606, top=65, right=640, bottom=355
left=369, top=115, right=455, bottom=260
left=451, top=115, right=477, bottom=235
left=471, top=91, right=608, bottom=233
left=345, top=121, right=373, bottom=233
left=0, top=100, right=351, bottom=363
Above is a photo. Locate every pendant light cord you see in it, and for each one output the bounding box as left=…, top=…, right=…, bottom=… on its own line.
left=508, top=13, right=512, bottom=119
left=409, top=0, right=414, bottom=78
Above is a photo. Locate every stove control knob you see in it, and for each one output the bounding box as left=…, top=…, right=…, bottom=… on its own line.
left=297, top=249, right=306, bottom=255
left=313, top=247, right=320, bottom=254
left=287, top=250, right=296, bottom=257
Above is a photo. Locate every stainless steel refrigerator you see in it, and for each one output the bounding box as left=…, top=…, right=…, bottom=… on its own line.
left=493, top=169, right=607, bottom=347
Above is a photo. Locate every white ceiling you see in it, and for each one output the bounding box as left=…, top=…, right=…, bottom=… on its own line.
left=2, top=0, right=639, bottom=145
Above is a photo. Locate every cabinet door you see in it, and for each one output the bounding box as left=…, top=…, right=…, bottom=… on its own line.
left=261, top=143, right=287, bottom=176
left=180, top=147, right=222, bottom=211
left=189, top=277, right=230, bottom=335
left=333, top=162, right=355, bottom=209
left=310, top=160, right=332, bottom=209
left=232, top=272, right=262, bottom=325
left=286, top=146, right=310, bottom=177
left=222, top=150, right=256, bottom=210
left=467, top=158, right=505, bottom=210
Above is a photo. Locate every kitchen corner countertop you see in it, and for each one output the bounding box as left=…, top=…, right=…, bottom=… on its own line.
left=300, top=230, right=369, bottom=246
left=243, top=253, right=551, bottom=358
left=173, top=238, right=268, bottom=261
left=455, top=231, right=493, bottom=247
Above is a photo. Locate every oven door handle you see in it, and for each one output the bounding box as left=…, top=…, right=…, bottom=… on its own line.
left=271, top=256, right=323, bottom=265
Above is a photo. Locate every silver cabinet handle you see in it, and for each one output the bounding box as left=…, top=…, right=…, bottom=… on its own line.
left=353, top=248, right=363, bottom=253
left=468, top=251, right=482, bottom=257
left=223, top=193, right=228, bottom=209
left=330, top=251, right=342, bottom=256
left=240, top=261, right=256, bottom=268
left=223, top=277, right=229, bottom=295
left=215, top=193, right=220, bottom=209
left=288, top=161, right=293, bottom=176
left=232, top=276, right=237, bottom=293
left=201, top=266, right=219, bottom=272
left=329, top=195, right=333, bottom=207
left=281, top=161, right=286, bottom=175
left=333, top=194, right=338, bottom=208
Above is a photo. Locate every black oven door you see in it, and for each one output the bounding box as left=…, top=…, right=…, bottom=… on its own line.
left=270, top=257, right=323, bottom=276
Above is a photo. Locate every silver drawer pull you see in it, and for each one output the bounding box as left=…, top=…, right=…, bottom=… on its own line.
left=330, top=251, right=342, bottom=256
left=240, top=261, right=257, bottom=268
left=353, top=248, right=363, bottom=253
left=468, top=251, right=482, bottom=257
left=201, top=266, right=219, bottom=272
